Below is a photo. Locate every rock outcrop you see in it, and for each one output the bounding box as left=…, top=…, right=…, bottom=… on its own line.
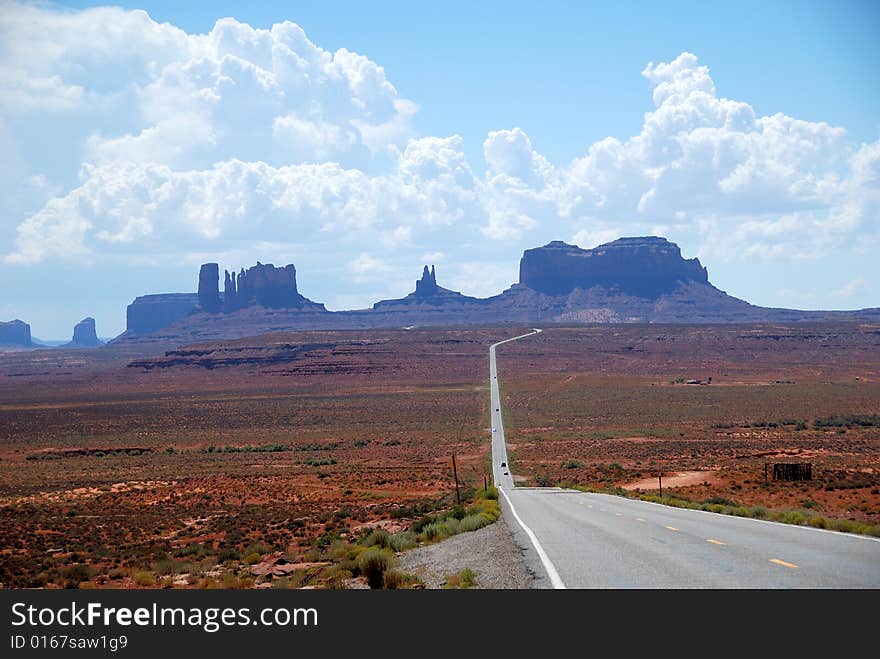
left=0, top=319, right=32, bottom=346
left=198, top=263, right=222, bottom=313
left=126, top=293, right=199, bottom=335
left=67, top=317, right=102, bottom=347
left=416, top=265, right=438, bottom=296
left=373, top=265, right=481, bottom=309
left=519, top=237, right=708, bottom=297
left=111, top=237, right=880, bottom=346
left=223, top=262, right=321, bottom=311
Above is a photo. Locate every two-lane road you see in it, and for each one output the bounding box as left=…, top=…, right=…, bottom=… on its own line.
left=489, top=331, right=880, bottom=588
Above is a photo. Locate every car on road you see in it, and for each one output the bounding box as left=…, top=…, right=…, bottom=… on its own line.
left=492, top=428, right=496, bottom=432
left=501, top=462, right=506, bottom=467
left=503, top=471, right=509, bottom=476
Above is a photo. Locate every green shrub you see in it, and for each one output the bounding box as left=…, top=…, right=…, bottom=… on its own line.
left=358, top=548, right=394, bottom=589
left=133, top=571, right=155, bottom=587
left=63, top=564, right=93, bottom=586
left=388, top=531, right=417, bottom=552
left=484, top=486, right=499, bottom=500
left=703, top=496, right=737, bottom=506
left=173, top=543, right=209, bottom=559
left=459, top=514, right=489, bottom=533
left=562, top=459, right=585, bottom=469
left=448, top=504, right=466, bottom=520
left=419, top=522, right=447, bottom=541
left=218, top=548, right=241, bottom=563
left=442, top=518, right=460, bottom=535
left=306, top=457, right=337, bottom=467
left=383, top=570, right=404, bottom=589
left=535, top=473, right=554, bottom=487
left=361, top=528, right=391, bottom=549
left=444, top=568, right=476, bottom=589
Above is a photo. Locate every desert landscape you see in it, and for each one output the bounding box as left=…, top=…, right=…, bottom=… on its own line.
left=498, top=323, right=880, bottom=527
left=1, top=321, right=878, bottom=589
left=0, top=329, right=514, bottom=588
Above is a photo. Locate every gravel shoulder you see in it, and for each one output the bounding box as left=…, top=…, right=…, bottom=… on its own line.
left=396, top=519, right=535, bottom=589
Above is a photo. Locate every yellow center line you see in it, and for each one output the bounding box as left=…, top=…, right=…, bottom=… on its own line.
left=706, top=538, right=726, bottom=546
left=636, top=518, right=646, bottom=522
left=665, top=526, right=679, bottom=532
left=769, top=558, right=799, bottom=569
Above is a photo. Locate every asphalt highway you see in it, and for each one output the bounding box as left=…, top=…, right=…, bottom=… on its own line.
left=489, top=331, right=880, bottom=588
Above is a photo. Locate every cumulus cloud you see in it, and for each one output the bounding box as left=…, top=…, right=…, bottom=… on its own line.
left=1, top=2, right=414, bottom=172
left=1, top=4, right=877, bottom=303
left=836, top=276, right=867, bottom=298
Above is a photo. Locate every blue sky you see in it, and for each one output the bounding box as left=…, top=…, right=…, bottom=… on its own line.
left=1, top=0, right=878, bottom=338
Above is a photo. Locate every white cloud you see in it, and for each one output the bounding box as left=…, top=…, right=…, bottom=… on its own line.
left=836, top=276, right=867, bottom=298
left=570, top=228, right=624, bottom=249
left=1, top=5, right=877, bottom=308
left=350, top=253, right=390, bottom=274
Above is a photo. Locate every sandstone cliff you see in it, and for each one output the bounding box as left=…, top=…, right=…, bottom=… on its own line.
left=198, top=263, right=222, bottom=313
left=0, top=319, right=32, bottom=347
left=112, top=237, right=879, bottom=346
left=223, top=262, right=322, bottom=311
left=66, top=317, right=102, bottom=347
left=519, top=237, right=708, bottom=297
left=126, top=293, right=199, bottom=335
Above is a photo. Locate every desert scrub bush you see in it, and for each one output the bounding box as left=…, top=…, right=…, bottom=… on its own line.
left=703, top=496, right=737, bottom=507
left=388, top=531, right=417, bottom=552
left=444, top=568, right=476, bottom=589
left=360, top=528, right=391, bottom=549
left=418, top=522, right=448, bottom=542
left=383, top=569, right=421, bottom=590
left=63, top=564, right=93, bottom=587
left=459, top=514, right=489, bottom=533
left=133, top=571, right=155, bottom=587
left=814, top=414, right=880, bottom=428
left=484, top=485, right=499, bottom=500
left=306, top=457, right=337, bottom=467
left=562, top=459, right=585, bottom=469
left=173, top=543, right=209, bottom=559
left=358, top=548, right=394, bottom=589
left=535, top=473, right=555, bottom=487
left=325, top=568, right=353, bottom=589
left=218, top=547, right=241, bottom=563
left=442, top=518, right=461, bottom=535
left=447, top=504, right=467, bottom=520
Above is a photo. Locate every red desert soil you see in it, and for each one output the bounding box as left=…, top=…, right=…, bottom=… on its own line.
left=1, top=321, right=878, bottom=588
left=622, top=470, right=718, bottom=491
left=0, top=328, right=522, bottom=588
left=497, top=323, right=880, bottom=524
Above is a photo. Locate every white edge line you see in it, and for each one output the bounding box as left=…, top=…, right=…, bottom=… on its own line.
left=583, top=492, right=880, bottom=543
left=500, top=487, right=566, bottom=589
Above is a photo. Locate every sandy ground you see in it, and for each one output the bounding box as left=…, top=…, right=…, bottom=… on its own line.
left=622, top=470, right=717, bottom=491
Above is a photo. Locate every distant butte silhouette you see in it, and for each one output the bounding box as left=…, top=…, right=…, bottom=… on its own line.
left=112, top=236, right=879, bottom=343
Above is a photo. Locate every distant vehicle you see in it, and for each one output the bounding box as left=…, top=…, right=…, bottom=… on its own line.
left=492, top=428, right=496, bottom=432
left=503, top=471, right=509, bottom=476
left=501, top=462, right=506, bottom=467
left=496, top=407, right=499, bottom=411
